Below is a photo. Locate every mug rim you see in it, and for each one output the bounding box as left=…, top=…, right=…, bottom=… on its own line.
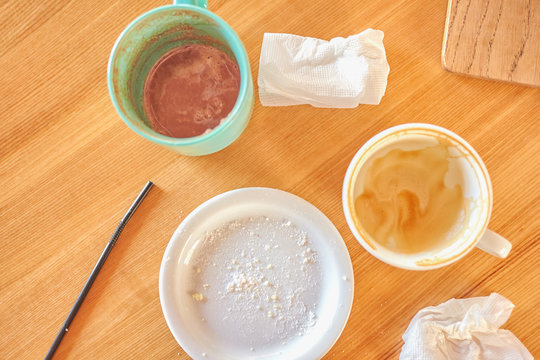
left=342, top=123, right=493, bottom=270
left=107, top=4, right=250, bottom=147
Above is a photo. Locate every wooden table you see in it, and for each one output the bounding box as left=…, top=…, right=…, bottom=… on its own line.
left=1, top=0, right=538, bottom=359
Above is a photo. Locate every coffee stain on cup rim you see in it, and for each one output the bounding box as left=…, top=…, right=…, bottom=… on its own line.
left=346, top=126, right=492, bottom=267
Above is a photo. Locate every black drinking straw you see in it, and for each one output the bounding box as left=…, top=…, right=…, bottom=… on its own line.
left=44, top=181, right=154, bottom=360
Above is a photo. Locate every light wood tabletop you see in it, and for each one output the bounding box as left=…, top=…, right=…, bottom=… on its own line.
left=1, top=0, right=538, bottom=359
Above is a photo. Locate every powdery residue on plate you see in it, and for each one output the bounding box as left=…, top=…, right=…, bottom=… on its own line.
left=188, top=216, right=322, bottom=350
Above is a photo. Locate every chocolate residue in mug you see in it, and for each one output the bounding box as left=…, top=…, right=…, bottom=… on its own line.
left=143, top=43, right=240, bottom=138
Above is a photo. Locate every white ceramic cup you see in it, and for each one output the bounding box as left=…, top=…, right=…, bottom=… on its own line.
left=342, top=123, right=512, bottom=270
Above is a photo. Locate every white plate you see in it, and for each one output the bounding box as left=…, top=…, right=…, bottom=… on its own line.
left=159, top=188, right=354, bottom=360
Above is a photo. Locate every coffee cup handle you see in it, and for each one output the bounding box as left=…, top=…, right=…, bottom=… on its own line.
left=174, top=0, right=209, bottom=9
left=476, top=229, right=512, bottom=258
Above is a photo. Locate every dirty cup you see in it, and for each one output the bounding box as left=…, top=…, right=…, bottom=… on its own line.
left=108, top=0, right=253, bottom=156
left=342, top=123, right=512, bottom=270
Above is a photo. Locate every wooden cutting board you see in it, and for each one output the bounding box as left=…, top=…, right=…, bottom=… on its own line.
left=443, top=0, right=540, bottom=87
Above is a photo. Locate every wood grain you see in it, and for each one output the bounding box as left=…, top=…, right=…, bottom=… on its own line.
left=0, top=0, right=539, bottom=359
left=443, top=0, right=540, bottom=87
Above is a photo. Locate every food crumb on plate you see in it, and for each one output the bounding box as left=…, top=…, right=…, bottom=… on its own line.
left=188, top=216, right=321, bottom=347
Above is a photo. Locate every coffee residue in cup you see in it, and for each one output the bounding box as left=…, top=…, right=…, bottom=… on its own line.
left=143, top=44, right=240, bottom=138
left=355, top=140, right=466, bottom=253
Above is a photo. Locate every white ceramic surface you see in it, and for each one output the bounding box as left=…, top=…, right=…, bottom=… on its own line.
left=342, top=123, right=511, bottom=270
left=160, top=187, right=354, bottom=360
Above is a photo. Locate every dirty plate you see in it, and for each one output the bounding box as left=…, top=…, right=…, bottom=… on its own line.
left=159, top=187, right=354, bottom=360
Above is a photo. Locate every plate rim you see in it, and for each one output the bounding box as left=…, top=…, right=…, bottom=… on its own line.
left=159, top=187, right=354, bottom=360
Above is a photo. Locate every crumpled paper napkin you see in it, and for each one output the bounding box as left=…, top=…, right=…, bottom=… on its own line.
left=257, top=29, right=389, bottom=108
left=400, top=293, right=533, bottom=360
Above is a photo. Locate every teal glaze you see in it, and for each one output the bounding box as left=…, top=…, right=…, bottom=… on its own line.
left=108, top=1, right=253, bottom=156
left=175, top=0, right=209, bottom=9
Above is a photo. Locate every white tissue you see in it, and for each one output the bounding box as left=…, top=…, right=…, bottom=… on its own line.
left=257, top=29, right=389, bottom=108
left=400, top=293, right=533, bottom=360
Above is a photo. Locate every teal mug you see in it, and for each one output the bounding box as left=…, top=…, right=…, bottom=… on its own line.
left=108, top=0, right=253, bottom=156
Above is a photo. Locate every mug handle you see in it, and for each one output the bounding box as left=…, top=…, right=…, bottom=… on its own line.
left=174, top=0, right=209, bottom=9
left=476, top=229, right=512, bottom=258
